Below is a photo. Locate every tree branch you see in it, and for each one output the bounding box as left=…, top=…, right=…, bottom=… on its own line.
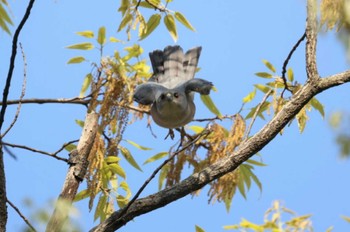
left=90, top=1, right=350, bottom=231
left=7, top=198, right=36, bottom=232
left=0, top=0, right=35, bottom=230
left=2, top=142, right=69, bottom=162
left=305, top=0, right=319, bottom=81
left=46, top=111, right=98, bottom=232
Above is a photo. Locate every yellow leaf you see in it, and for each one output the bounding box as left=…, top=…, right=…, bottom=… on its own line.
left=104, top=156, right=121, bottom=163
left=200, top=95, right=222, bottom=117
left=188, top=125, right=205, bottom=134
left=108, top=163, right=126, bottom=178
left=97, top=26, right=106, bottom=45
left=140, top=13, right=161, bottom=40
left=79, top=73, right=92, bottom=98
left=109, top=36, right=121, bottom=43
left=287, top=68, right=294, bottom=82
left=66, top=42, right=94, bottom=50
left=119, top=146, right=142, bottom=171
left=174, top=11, right=195, bottom=31
left=73, top=189, right=90, bottom=202
left=255, top=72, right=273, bottom=78
left=262, top=59, right=276, bottom=73
left=243, top=88, right=256, bottom=103
left=254, top=84, right=271, bottom=94
left=143, top=152, right=168, bottom=164
left=310, top=97, right=325, bottom=118
left=118, top=13, right=133, bottom=32
left=195, top=225, right=205, bottom=232
left=76, top=30, right=94, bottom=38
left=126, top=139, right=152, bottom=150
left=164, top=14, right=177, bottom=42
left=67, top=56, right=86, bottom=64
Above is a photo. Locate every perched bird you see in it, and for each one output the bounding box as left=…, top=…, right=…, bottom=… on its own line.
left=133, top=45, right=213, bottom=137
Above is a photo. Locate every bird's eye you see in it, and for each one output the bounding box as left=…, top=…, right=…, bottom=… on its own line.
left=174, top=92, right=179, bottom=98
left=160, top=94, right=165, bottom=100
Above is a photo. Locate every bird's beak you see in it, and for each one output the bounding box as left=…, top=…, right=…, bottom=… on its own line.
left=165, top=93, right=172, bottom=101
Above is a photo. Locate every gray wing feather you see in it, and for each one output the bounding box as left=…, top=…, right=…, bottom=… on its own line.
left=183, top=46, right=202, bottom=81
left=133, top=83, right=168, bottom=105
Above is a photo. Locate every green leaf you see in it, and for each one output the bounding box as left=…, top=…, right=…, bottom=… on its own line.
left=104, top=156, right=121, bottom=163
left=237, top=174, right=246, bottom=199
left=254, top=84, right=271, bottom=94
left=140, top=14, right=161, bottom=40
left=195, top=225, right=205, bottom=232
left=262, top=59, right=276, bottom=73
left=255, top=72, right=273, bottom=78
left=244, top=164, right=263, bottom=193
left=108, top=163, right=126, bottom=178
left=75, top=119, right=85, bottom=127
left=118, top=13, right=133, bottom=32
left=243, top=88, right=256, bottom=103
left=188, top=125, right=205, bottom=134
left=94, top=194, right=107, bottom=222
left=0, top=3, right=13, bottom=35
left=200, top=95, right=222, bottom=117
left=174, top=11, right=195, bottom=31
left=138, top=1, right=154, bottom=8
left=79, top=73, right=93, bottom=98
left=223, top=225, right=240, bottom=230
left=119, top=146, right=142, bottom=171
left=287, top=68, right=294, bottom=82
left=120, top=181, right=132, bottom=199
left=310, top=97, right=325, bottom=118
left=64, top=144, right=77, bottom=152
left=75, top=30, right=94, bottom=38
left=126, top=139, right=152, bottom=150
left=118, top=0, right=129, bottom=15
left=143, top=152, right=168, bottom=164
left=97, top=26, right=106, bottom=45
left=73, top=189, right=90, bottom=202
left=164, top=14, right=177, bottom=42
left=67, top=56, right=86, bottom=64
left=109, top=36, right=121, bottom=43
left=66, top=42, right=94, bottom=50
left=245, top=159, right=267, bottom=167
left=158, top=163, right=170, bottom=190
left=148, top=0, right=160, bottom=6
left=239, top=164, right=251, bottom=190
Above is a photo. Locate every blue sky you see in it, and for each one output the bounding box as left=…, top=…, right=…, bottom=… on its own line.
left=1, top=0, right=350, bottom=231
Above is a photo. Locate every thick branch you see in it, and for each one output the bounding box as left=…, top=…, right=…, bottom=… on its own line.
left=306, top=0, right=319, bottom=81
left=91, top=1, right=350, bottom=230
left=46, top=112, right=98, bottom=232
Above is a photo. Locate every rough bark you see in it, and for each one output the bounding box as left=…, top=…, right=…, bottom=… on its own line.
left=91, top=0, right=350, bottom=231
left=46, top=111, right=98, bottom=232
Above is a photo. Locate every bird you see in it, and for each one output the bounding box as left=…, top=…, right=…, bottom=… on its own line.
left=133, top=45, right=213, bottom=138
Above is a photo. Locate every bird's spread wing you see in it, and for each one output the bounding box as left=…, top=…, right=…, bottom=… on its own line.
left=133, top=83, right=168, bottom=105
left=149, top=46, right=202, bottom=89
left=179, top=78, right=213, bottom=95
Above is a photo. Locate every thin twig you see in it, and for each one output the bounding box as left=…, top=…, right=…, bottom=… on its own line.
left=117, top=127, right=211, bottom=220
left=281, top=32, right=307, bottom=97
left=7, top=198, right=36, bottom=232
left=0, top=0, right=35, bottom=133
left=51, top=139, right=79, bottom=156
left=193, top=114, right=234, bottom=122
left=244, top=89, right=273, bottom=140
left=2, top=142, right=68, bottom=162
left=1, top=43, right=27, bottom=139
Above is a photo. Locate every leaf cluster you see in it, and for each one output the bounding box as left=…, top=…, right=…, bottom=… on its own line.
left=243, top=60, right=324, bottom=133
left=118, top=0, right=195, bottom=41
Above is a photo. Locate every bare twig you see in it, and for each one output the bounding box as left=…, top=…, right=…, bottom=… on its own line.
left=0, top=1, right=36, bottom=230
left=0, top=98, right=90, bottom=106
left=0, top=0, right=35, bottom=133
left=2, top=142, right=69, bottom=162
left=7, top=198, right=36, bottom=232
left=51, top=139, right=79, bottom=156
left=281, top=32, right=306, bottom=97
left=1, top=43, right=28, bottom=139
left=245, top=89, right=273, bottom=140
left=193, top=114, right=234, bottom=122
